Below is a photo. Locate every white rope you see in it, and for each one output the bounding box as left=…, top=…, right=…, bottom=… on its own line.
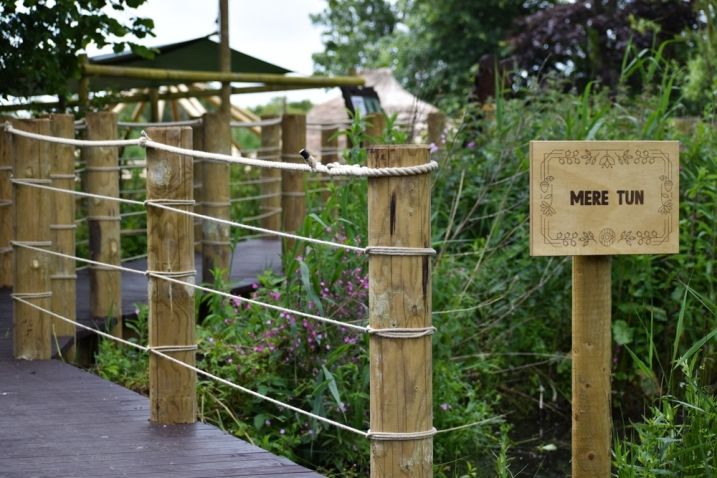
left=118, top=119, right=202, bottom=128
left=243, top=208, right=281, bottom=222
left=147, top=344, right=198, bottom=353
left=230, top=177, right=281, bottom=186
left=141, top=134, right=437, bottom=177
left=11, top=291, right=53, bottom=299
left=12, top=243, right=368, bottom=333
left=6, top=124, right=438, bottom=177
left=146, top=202, right=366, bottom=253
left=366, top=428, right=437, bottom=441
left=230, top=118, right=282, bottom=128
left=5, top=122, right=137, bottom=147
left=11, top=295, right=367, bottom=437
left=367, top=326, right=436, bottom=339
left=365, top=247, right=436, bottom=256
left=11, top=180, right=144, bottom=207
left=230, top=192, right=280, bottom=203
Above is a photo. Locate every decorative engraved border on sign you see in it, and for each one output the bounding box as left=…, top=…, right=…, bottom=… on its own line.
left=538, top=148, right=673, bottom=249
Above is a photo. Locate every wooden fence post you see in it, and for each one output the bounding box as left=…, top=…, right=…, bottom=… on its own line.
left=201, top=113, right=231, bottom=282
left=427, top=112, right=446, bottom=151
left=364, top=113, right=386, bottom=144
left=50, top=114, right=77, bottom=361
left=281, top=114, right=306, bottom=253
left=367, top=145, right=433, bottom=477
left=12, top=119, right=52, bottom=360
left=572, top=255, right=612, bottom=477
left=0, top=117, right=12, bottom=287
left=192, top=121, right=203, bottom=254
left=85, top=111, right=122, bottom=337
left=260, top=115, right=281, bottom=234
left=146, top=126, right=197, bottom=424
left=320, top=125, right=339, bottom=207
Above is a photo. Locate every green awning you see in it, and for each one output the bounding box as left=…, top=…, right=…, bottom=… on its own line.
left=85, top=35, right=292, bottom=92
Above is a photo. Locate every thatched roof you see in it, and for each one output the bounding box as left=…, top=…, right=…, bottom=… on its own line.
left=306, top=68, right=440, bottom=158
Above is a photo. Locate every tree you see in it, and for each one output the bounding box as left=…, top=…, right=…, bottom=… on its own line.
left=505, top=0, right=697, bottom=90
left=0, top=0, right=155, bottom=101
left=311, top=0, right=397, bottom=77
left=311, top=0, right=555, bottom=108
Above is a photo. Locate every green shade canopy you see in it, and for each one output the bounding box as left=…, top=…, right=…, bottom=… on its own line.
left=85, top=35, right=292, bottom=92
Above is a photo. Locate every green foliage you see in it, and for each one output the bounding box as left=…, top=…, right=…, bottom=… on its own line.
left=94, top=303, right=149, bottom=395
left=311, top=0, right=554, bottom=108
left=249, top=97, right=314, bottom=116
left=0, top=0, right=155, bottom=100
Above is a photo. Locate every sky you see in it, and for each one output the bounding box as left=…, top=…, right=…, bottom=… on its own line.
left=87, top=0, right=338, bottom=108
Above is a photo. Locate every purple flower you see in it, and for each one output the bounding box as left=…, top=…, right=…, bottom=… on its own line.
left=265, top=419, right=271, bottom=426
left=252, top=283, right=259, bottom=289
left=280, top=429, right=285, bottom=434
left=208, top=337, right=214, bottom=343
left=429, top=142, right=439, bottom=153
left=467, top=141, right=476, bottom=148
left=440, top=403, right=452, bottom=411
left=308, top=430, right=313, bottom=435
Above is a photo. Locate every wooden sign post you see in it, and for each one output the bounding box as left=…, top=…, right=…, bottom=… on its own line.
left=530, top=141, right=679, bottom=477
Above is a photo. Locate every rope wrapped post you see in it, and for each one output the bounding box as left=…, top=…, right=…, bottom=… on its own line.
left=281, top=114, right=306, bottom=253
left=0, top=116, right=12, bottom=286
left=320, top=124, right=338, bottom=207
left=50, top=114, right=77, bottom=360
left=85, top=111, right=122, bottom=337
left=367, top=145, right=433, bottom=477
left=12, top=119, right=53, bottom=360
left=146, top=126, right=197, bottom=424
left=260, top=114, right=282, bottom=234
left=572, top=256, right=612, bottom=477
left=191, top=120, right=203, bottom=253
left=201, top=112, right=231, bottom=282
left=364, top=113, right=386, bottom=145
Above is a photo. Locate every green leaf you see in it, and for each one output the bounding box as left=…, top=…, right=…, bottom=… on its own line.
left=298, top=258, right=325, bottom=317
left=322, top=365, right=346, bottom=420
left=613, top=319, right=634, bottom=345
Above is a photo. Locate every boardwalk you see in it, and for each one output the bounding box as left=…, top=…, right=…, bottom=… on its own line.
left=0, top=239, right=323, bottom=478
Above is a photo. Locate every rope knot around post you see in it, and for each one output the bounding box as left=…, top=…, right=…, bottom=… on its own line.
left=139, top=130, right=150, bottom=149
left=366, top=428, right=438, bottom=441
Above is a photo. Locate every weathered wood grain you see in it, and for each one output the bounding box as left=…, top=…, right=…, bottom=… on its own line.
left=572, top=255, right=612, bottom=478
left=367, top=145, right=432, bottom=477
left=146, top=126, right=196, bottom=424
left=85, top=111, right=122, bottom=336
left=260, top=115, right=282, bottom=234
left=281, top=114, right=306, bottom=253
left=12, top=118, right=52, bottom=360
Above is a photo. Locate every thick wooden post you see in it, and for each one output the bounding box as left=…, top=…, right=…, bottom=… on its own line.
left=201, top=113, right=231, bottom=282
left=12, top=119, right=52, bottom=360
left=320, top=125, right=339, bottom=206
left=572, top=255, right=612, bottom=478
left=146, top=126, right=196, bottom=424
left=78, top=54, right=89, bottom=111
left=260, top=115, right=281, bottom=233
left=149, top=88, right=160, bottom=123
left=367, top=145, right=433, bottom=477
left=219, top=0, right=231, bottom=114
left=50, top=114, right=77, bottom=360
left=0, top=117, right=12, bottom=287
left=192, top=122, right=203, bottom=253
left=364, top=113, right=386, bottom=144
left=281, top=114, right=306, bottom=253
left=427, top=112, right=446, bottom=151
left=85, top=112, right=122, bottom=337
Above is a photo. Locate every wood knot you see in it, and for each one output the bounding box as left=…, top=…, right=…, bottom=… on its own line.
left=588, top=452, right=595, bottom=461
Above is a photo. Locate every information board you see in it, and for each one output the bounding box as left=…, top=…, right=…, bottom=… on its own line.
left=530, top=141, right=679, bottom=256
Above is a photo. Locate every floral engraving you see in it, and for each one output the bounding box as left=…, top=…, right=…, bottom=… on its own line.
left=636, top=231, right=658, bottom=245
left=618, top=231, right=636, bottom=245
left=579, top=231, right=596, bottom=247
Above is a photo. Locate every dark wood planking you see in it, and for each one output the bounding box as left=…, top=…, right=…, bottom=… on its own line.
left=0, top=239, right=322, bottom=478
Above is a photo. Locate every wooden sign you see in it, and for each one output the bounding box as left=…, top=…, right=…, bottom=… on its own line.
left=530, top=141, right=679, bottom=256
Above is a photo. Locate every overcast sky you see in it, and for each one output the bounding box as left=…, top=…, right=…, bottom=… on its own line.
left=87, top=0, right=338, bottom=108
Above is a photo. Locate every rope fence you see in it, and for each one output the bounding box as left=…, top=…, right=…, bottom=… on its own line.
left=2, top=114, right=469, bottom=474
